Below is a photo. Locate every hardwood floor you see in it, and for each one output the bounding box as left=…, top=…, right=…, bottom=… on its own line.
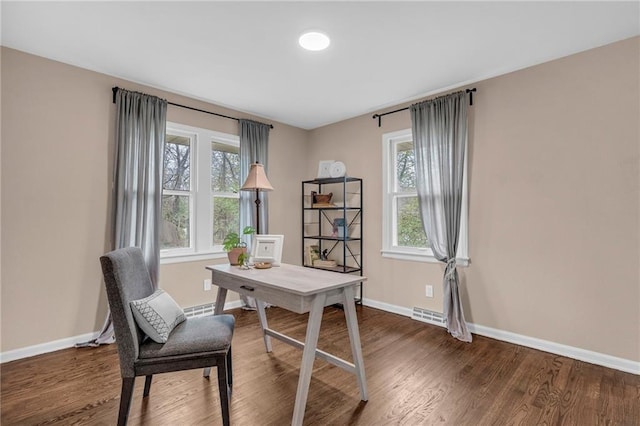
left=2, top=306, right=639, bottom=425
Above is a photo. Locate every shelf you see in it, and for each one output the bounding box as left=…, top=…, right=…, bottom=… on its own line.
left=303, top=176, right=362, bottom=185
left=304, top=264, right=361, bottom=274
left=304, top=235, right=361, bottom=241
left=304, top=206, right=360, bottom=211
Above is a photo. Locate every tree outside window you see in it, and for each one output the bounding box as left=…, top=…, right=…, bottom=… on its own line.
left=394, top=141, right=428, bottom=249
left=161, top=134, right=191, bottom=250
left=211, top=142, right=240, bottom=246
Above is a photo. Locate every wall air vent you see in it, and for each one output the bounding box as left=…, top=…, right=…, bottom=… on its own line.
left=411, top=306, right=446, bottom=327
left=183, top=303, right=215, bottom=318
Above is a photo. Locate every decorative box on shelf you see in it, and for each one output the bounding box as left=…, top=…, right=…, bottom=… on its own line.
left=313, top=259, right=337, bottom=268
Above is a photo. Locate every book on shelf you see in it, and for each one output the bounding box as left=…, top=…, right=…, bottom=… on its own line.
left=313, top=259, right=337, bottom=268
left=333, top=217, right=347, bottom=238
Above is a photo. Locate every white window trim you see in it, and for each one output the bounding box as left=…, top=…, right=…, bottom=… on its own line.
left=160, top=251, right=228, bottom=265
left=381, top=128, right=469, bottom=266
left=160, top=122, right=240, bottom=264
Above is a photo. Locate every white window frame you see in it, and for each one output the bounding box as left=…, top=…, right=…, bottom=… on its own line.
left=381, top=128, right=469, bottom=266
left=161, top=122, right=240, bottom=264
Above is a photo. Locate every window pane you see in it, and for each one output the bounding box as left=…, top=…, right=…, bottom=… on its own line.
left=211, top=142, right=240, bottom=192
left=396, top=196, right=428, bottom=248
left=164, top=135, right=190, bottom=190
left=396, top=141, right=416, bottom=191
left=161, top=195, right=190, bottom=249
left=212, top=196, right=239, bottom=246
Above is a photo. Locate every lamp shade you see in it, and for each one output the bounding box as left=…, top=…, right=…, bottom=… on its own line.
left=241, top=162, right=274, bottom=191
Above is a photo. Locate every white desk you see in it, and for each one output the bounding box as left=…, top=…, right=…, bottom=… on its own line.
left=206, top=263, right=368, bottom=426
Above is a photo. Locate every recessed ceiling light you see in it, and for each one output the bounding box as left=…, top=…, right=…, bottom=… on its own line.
left=298, top=31, right=330, bottom=51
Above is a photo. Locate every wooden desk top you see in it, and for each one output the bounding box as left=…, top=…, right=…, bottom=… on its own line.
left=206, top=263, right=366, bottom=296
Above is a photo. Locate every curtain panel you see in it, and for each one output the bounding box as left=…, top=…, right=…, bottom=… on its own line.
left=81, top=88, right=167, bottom=347
left=410, top=91, right=472, bottom=342
left=238, top=119, right=271, bottom=310
left=239, top=119, right=271, bottom=238
left=112, top=89, right=167, bottom=285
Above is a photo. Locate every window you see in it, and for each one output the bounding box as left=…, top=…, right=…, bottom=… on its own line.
left=211, top=142, right=240, bottom=246
left=381, top=129, right=468, bottom=264
left=160, top=122, right=240, bottom=263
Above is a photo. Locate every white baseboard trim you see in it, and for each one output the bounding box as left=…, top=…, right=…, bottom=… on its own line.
left=362, top=297, right=414, bottom=318
left=223, top=300, right=243, bottom=311
left=467, top=323, right=640, bottom=375
left=362, top=298, right=639, bottom=375
left=5, top=298, right=638, bottom=375
left=0, top=300, right=244, bottom=364
left=0, top=331, right=101, bottom=364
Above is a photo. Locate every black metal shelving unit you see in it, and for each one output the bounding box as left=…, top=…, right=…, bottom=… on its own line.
left=302, top=176, right=363, bottom=303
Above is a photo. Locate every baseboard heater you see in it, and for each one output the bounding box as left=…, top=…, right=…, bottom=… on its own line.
left=411, top=307, right=446, bottom=327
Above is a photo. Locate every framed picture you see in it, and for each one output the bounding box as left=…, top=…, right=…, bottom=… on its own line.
left=250, top=234, right=284, bottom=266
left=305, top=244, right=320, bottom=266
left=329, top=161, right=346, bottom=178
left=317, top=160, right=335, bottom=178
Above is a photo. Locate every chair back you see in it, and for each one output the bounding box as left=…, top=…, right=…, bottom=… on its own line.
left=100, top=247, right=155, bottom=376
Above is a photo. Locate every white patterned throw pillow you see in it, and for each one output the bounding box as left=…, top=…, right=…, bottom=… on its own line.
left=130, top=289, right=186, bottom=343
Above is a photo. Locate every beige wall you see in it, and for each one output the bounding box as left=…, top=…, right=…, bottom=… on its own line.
left=0, top=47, right=307, bottom=352
left=308, top=37, right=639, bottom=361
left=2, top=37, right=638, bottom=363
left=0, top=47, right=3, bottom=349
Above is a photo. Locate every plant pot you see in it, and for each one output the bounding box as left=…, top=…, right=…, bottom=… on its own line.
left=227, top=247, right=247, bottom=266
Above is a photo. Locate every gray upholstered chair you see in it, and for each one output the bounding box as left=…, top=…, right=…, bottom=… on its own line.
left=100, top=247, right=234, bottom=426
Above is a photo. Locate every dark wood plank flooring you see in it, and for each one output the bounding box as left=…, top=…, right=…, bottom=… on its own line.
left=2, top=306, right=639, bottom=425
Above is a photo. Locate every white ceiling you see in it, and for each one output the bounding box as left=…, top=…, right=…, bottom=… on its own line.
left=2, top=1, right=639, bottom=129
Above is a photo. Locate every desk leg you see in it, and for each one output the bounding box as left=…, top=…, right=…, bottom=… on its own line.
left=214, top=287, right=228, bottom=316
left=291, top=293, right=327, bottom=426
left=343, top=285, right=368, bottom=401
left=204, top=284, right=228, bottom=378
left=255, top=299, right=272, bottom=352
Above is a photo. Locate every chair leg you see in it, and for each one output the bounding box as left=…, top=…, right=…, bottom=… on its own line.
left=118, top=377, right=135, bottom=426
left=226, top=347, right=233, bottom=390
left=143, top=375, right=153, bottom=397
left=217, top=358, right=230, bottom=426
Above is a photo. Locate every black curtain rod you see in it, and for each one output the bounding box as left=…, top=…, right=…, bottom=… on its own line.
left=112, top=87, right=274, bottom=129
left=372, top=88, right=477, bottom=127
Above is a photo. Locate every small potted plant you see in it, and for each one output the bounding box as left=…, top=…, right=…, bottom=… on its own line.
left=223, top=226, right=256, bottom=265
left=237, top=251, right=250, bottom=269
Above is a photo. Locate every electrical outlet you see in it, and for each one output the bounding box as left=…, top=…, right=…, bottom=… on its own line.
left=425, top=285, right=434, bottom=298
left=203, top=279, right=212, bottom=291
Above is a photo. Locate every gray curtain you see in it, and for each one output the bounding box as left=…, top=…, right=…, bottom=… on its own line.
left=81, top=88, right=167, bottom=346
left=112, top=89, right=167, bottom=282
left=410, top=91, right=472, bottom=343
left=239, top=119, right=270, bottom=237
left=239, top=119, right=270, bottom=309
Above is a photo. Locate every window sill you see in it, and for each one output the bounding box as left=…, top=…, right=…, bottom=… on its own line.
left=160, top=251, right=227, bottom=265
left=381, top=249, right=469, bottom=266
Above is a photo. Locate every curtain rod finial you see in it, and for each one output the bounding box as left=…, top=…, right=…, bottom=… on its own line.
left=466, top=88, right=476, bottom=106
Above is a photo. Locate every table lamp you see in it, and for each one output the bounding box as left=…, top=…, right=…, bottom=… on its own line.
left=241, top=162, right=274, bottom=234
